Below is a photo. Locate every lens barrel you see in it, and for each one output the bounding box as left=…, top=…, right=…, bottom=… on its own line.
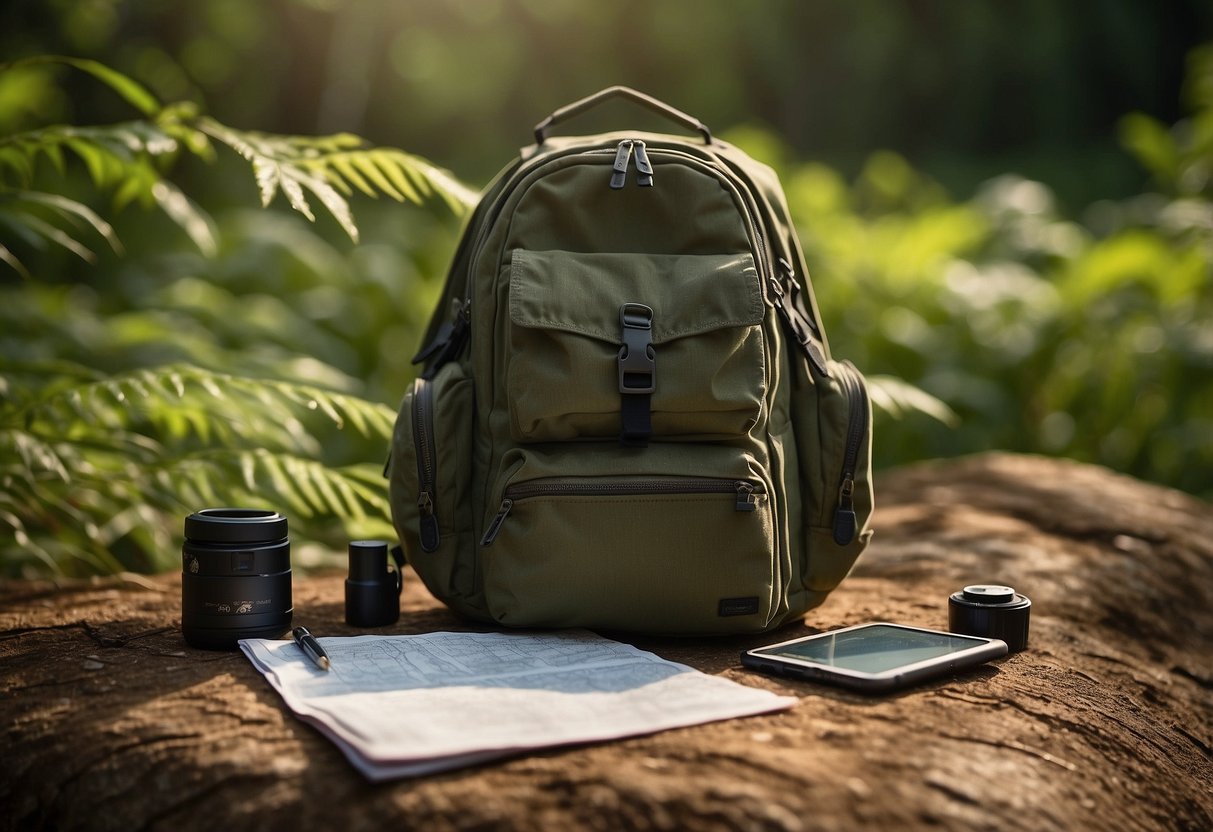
left=948, top=584, right=1031, bottom=652
left=345, top=540, right=401, bottom=627
left=181, top=508, right=293, bottom=649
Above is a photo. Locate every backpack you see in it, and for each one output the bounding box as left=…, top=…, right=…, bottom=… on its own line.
left=387, top=87, right=873, bottom=635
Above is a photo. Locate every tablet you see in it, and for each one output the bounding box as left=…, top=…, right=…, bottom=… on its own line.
left=742, top=622, right=1008, bottom=692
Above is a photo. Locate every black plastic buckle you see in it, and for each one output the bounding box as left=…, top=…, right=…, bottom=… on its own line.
left=618, top=303, right=655, bottom=394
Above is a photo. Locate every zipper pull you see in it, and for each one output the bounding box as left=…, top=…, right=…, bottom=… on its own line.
left=480, top=499, right=514, bottom=546
left=832, top=475, right=857, bottom=545
left=610, top=140, right=633, bottom=189
left=633, top=141, right=653, bottom=187
left=418, top=490, right=440, bottom=552
left=735, top=481, right=759, bottom=512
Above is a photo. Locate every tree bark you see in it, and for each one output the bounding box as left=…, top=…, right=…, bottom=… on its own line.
left=2, top=452, right=1210, bottom=831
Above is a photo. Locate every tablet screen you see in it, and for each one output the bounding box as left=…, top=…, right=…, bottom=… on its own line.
left=752, top=624, right=992, bottom=674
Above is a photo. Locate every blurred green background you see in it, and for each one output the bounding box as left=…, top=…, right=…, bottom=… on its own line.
left=3, top=0, right=1212, bottom=577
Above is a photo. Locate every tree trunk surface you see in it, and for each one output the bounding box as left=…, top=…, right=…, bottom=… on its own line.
left=2, top=453, right=1211, bottom=831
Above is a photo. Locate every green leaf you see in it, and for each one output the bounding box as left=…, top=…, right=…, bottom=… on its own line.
left=1119, top=112, right=1179, bottom=185
left=0, top=212, right=49, bottom=250
left=63, top=137, right=122, bottom=188
left=197, top=116, right=473, bottom=237
left=252, top=157, right=280, bottom=207
left=373, top=152, right=422, bottom=203
left=37, top=140, right=66, bottom=175
left=0, top=243, right=31, bottom=279
left=5, top=56, right=160, bottom=117
left=331, top=155, right=378, bottom=198
left=297, top=172, right=358, bottom=242
left=10, top=212, right=96, bottom=262
left=0, top=146, right=35, bottom=185
left=866, top=375, right=960, bottom=426
left=286, top=456, right=324, bottom=516
left=151, top=180, right=218, bottom=257
left=277, top=170, right=315, bottom=221
left=13, top=191, right=123, bottom=255
left=353, top=153, right=411, bottom=201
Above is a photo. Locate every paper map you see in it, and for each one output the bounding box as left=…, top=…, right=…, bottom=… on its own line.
left=239, top=630, right=795, bottom=780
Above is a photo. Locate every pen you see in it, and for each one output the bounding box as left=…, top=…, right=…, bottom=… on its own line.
left=292, top=626, right=331, bottom=671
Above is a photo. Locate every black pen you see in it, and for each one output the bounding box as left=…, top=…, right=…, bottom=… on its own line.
left=292, top=626, right=331, bottom=671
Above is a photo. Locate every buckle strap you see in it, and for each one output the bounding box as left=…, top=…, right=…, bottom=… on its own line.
left=770, top=258, right=829, bottom=377
left=618, top=303, right=655, bottom=446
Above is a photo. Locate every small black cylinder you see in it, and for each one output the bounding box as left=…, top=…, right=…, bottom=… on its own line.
left=949, top=584, right=1031, bottom=652
left=345, top=540, right=401, bottom=627
left=181, top=508, right=293, bottom=649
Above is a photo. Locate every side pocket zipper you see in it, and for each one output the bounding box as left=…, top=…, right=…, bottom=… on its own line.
left=412, top=377, right=441, bottom=552
left=481, top=478, right=765, bottom=546
left=832, top=360, right=868, bottom=546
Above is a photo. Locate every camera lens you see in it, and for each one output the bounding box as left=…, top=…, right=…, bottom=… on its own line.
left=948, top=584, right=1031, bottom=652
left=181, top=508, right=293, bottom=649
left=345, top=540, right=402, bottom=628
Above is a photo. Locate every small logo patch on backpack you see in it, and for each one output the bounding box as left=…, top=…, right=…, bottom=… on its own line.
left=718, top=596, right=760, bottom=617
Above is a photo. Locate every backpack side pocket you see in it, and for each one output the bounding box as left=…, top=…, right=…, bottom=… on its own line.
left=387, top=361, right=478, bottom=615
left=795, top=358, right=874, bottom=593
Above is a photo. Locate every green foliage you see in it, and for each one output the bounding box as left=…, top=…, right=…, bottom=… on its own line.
left=0, top=56, right=470, bottom=578
left=1, top=359, right=394, bottom=576
left=1118, top=43, right=1213, bottom=197
left=0, top=204, right=458, bottom=578
left=758, top=90, right=1213, bottom=496
left=0, top=56, right=474, bottom=276
left=195, top=119, right=477, bottom=242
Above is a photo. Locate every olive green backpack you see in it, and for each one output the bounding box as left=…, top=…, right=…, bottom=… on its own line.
left=387, top=88, right=873, bottom=635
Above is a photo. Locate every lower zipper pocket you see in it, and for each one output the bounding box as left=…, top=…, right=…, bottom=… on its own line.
left=412, top=376, right=440, bottom=552
left=796, top=357, right=874, bottom=593
left=387, top=361, right=477, bottom=612
left=481, top=477, right=765, bottom=545
left=479, top=473, right=776, bottom=634
left=831, top=360, right=869, bottom=546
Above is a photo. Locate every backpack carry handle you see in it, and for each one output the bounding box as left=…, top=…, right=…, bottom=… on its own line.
left=534, top=86, right=713, bottom=146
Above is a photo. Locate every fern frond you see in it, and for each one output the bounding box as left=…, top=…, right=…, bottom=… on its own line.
left=0, top=56, right=472, bottom=273
left=0, top=206, right=98, bottom=263
left=0, top=121, right=214, bottom=274
left=0, top=123, right=183, bottom=188
left=197, top=117, right=474, bottom=241
left=1, top=55, right=161, bottom=117
left=149, top=180, right=218, bottom=256
left=302, top=148, right=478, bottom=216
left=1, top=360, right=398, bottom=577
left=12, top=362, right=395, bottom=448
left=0, top=190, right=123, bottom=264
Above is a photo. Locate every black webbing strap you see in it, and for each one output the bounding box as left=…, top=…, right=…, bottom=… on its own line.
left=617, top=303, right=655, bottom=447
left=770, top=258, right=829, bottom=378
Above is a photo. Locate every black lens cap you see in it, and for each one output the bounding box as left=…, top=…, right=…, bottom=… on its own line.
left=960, top=584, right=1016, bottom=604
left=185, top=508, right=288, bottom=545
left=949, top=584, right=1031, bottom=652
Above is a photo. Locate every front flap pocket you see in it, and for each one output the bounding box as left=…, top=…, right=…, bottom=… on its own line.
left=507, top=249, right=766, bottom=442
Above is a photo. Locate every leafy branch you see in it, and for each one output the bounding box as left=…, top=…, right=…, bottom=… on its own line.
left=0, top=55, right=475, bottom=276
left=1, top=360, right=397, bottom=576
left=196, top=119, right=477, bottom=242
